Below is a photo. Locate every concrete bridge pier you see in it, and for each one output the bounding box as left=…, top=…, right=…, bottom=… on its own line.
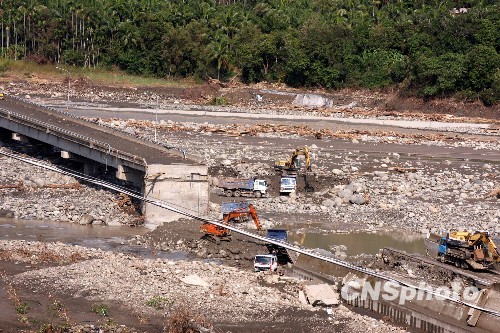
left=59, top=152, right=103, bottom=178
left=116, top=164, right=145, bottom=189
left=143, top=164, right=209, bottom=229
left=11, top=132, right=30, bottom=143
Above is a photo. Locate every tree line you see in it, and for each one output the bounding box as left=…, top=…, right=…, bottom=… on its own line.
left=0, top=0, right=498, bottom=105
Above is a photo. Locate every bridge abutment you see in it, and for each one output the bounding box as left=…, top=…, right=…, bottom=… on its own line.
left=1, top=100, right=210, bottom=228
left=144, top=164, right=209, bottom=229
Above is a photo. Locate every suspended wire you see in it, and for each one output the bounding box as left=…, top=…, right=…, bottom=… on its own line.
left=1, top=148, right=499, bottom=319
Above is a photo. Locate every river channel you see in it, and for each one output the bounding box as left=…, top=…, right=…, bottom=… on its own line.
left=288, top=231, right=427, bottom=257
left=1, top=217, right=428, bottom=260
left=0, top=217, right=188, bottom=260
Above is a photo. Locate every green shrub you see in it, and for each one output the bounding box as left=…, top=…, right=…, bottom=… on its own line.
left=0, top=58, right=12, bottom=73
left=91, top=303, right=109, bottom=317
left=146, top=295, right=171, bottom=310
left=16, top=302, right=30, bottom=314
left=210, top=96, right=227, bottom=105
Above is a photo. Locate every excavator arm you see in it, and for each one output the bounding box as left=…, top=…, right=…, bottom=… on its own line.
left=223, top=204, right=262, bottom=231
left=287, top=147, right=311, bottom=171
left=276, top=146, right=312, bottom=172
left=468, top=232, right=500, bottom=262
left=247, top=204, right=262, bottom=231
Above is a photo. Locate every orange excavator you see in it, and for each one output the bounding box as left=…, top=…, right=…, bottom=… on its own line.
left=200, top=204, right=262, bottom=242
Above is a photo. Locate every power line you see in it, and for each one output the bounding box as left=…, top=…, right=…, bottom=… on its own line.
left=1, top=148, right=499, bottom=319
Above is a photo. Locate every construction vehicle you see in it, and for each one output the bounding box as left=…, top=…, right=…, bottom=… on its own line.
left=200, top=203, right=262, bottom=242
left=255, top=229, right=294, bottom=271
left=274, top=146, right=312, bottom=172
left=275, top=146, right=314, bottom=192
left=254, top=254, right=278, bottom=272
left=280, top=175, right=297, bottom=194
left=425, top=230, right=500, bottom=270
left=266, top=229, right=294, bottom=265
left=216, top=177, right=268, bottom=198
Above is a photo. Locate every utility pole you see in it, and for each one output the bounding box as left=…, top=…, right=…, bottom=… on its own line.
left=155, top=95, right=159, bottom=142
left=56, top=66, right=71, bottom=112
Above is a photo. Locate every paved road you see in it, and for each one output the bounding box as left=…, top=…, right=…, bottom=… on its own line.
left=0, top=96, right=193, bottom=165
left=66, top=105, right=495, bottom=135
left=65, top=105, right=500, bottom=163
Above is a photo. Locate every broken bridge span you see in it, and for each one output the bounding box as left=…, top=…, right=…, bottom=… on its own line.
left=0, top=94, right=209, bottom=227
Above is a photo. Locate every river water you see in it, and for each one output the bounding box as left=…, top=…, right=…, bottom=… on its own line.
left=0, top=217, right=187, bottom=259
left=1, top=217, right=428, bottom=261
left=288, top=230, right=427, bottom=257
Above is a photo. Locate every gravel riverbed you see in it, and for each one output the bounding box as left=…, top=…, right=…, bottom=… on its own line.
left=0, top=79, right=498, bottom=332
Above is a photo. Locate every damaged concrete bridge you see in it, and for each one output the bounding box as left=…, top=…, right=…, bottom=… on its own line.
left=0, top=95, right=208, bottom=228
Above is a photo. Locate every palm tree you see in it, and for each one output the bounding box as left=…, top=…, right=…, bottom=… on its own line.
left=207, top=31, right=230, bottom=80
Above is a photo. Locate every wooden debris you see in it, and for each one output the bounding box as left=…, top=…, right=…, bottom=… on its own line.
left=389, top=167, right=418, bottom=173
left=119, top=118, right=498, bottom=146
left=0, top=182, right=24, bottom=189
left=485, top=188, right=500, bottom=199
left=114, top=193, right=142, bottom=218
left=0, top=181, right=81, bottom=190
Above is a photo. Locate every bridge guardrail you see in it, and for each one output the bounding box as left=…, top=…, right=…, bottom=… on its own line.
left=0, top=108, right=146, bottom=168
left=5, top=94, right=188, bottom=160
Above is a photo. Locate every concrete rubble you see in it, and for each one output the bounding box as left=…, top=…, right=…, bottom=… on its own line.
left=303, top=283, right=340, bottom=307
left=0, top=240, right=408, bottom=332
left=0, top=79, right=498, bottom=332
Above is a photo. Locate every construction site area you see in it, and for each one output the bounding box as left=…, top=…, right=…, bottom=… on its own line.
left=0, top=77, right=499, bottom=333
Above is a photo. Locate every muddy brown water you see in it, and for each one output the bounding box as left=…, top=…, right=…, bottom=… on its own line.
left=288, top=231, right=427, bottom=257
left=0, top=217, right=427, bottom=263
left=0, top=218, right=188, bottom=260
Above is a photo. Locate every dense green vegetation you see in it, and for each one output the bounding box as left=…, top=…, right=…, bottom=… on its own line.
left=0, top=1, right=498, bottom=104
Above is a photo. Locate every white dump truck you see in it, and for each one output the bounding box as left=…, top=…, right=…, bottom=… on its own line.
left=279, top=175, right=297, bottom=194
left=217, top=177, right=268, bottom=198
left=253, top=254, right=278, bottom=272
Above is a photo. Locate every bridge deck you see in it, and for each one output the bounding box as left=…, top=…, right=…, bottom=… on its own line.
left=0, top=96, right=194, bottom=166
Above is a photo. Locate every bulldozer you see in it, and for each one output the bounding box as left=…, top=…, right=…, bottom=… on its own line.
left=274, top=146, right=314, bottom=192
left=200, top=203, right=262, bottom=243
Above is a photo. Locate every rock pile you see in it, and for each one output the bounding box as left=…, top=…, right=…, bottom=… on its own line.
left=0, top=152, right=137, bottom=226
left=2, top=240, right=408, bottom=332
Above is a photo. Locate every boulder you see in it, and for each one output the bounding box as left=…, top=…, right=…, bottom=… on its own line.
left=337, top=189, right=353, bottom=199
left=0, top=209, right=14, bottom=218
left=78, top=214, right=94, bottom=225
left=107, top=219, right=122, bottom=226
left=181, top=274, right=209, bottom=288
left=322, top=199, right=335, bottom=208
left=350, top=194, right=366, bottom=205
left=332, top=169, right=343, bottom=176
left=34, top=178, right=46, bottom=188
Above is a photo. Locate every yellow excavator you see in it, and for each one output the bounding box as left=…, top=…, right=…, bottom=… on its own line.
left=431, top=230, right=500, bottom=270
left=274, top=146, right=312, bottom=172
left=274, top=146, right=314, bottom=192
